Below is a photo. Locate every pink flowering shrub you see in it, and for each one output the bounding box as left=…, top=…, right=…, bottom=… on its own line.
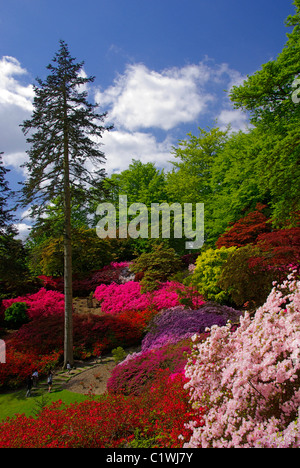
left=94, top=282, right=148, bottom=314
left=94, top=281, right=204, bottom=315
left=184, top=272, right=300, bottom=448
left=1, top=288, right=65, bottom=321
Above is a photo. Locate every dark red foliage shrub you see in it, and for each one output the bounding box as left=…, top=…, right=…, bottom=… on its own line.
left=39, top=262, right=132, bottom=296
left=181, top=252, right=199, bottom=267
left=216, top=203, right=271, bottom=249
left=251, top=227, right=300, bottom=271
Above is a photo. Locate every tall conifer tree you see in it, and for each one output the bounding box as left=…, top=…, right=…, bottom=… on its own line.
left=20, top=41, right=112, bottom=366
left=0, top=152, right=14, bottom=235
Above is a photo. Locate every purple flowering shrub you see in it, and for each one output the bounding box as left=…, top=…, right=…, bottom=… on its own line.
left=142, top=303, right=242, bottom=352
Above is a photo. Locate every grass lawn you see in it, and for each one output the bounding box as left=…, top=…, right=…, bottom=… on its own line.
left=0, top=388, right=92, bottom=422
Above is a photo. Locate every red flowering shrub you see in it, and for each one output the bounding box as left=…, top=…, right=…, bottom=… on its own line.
left=9, top=312, right=149, bottom=357
left=0, top=348, right=61, bottom=389
left=0, top=371, right=205, bottom=448
left=0, top=307, right=155, bottom=389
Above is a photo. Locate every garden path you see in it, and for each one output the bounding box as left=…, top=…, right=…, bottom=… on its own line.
left=32, top=297, right=141, bottom=396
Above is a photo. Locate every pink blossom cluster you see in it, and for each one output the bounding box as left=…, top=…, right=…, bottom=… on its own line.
left=2, top=288, right=65, bottom=320
left=94, top=281, right=204, bottom=315
left=102, top=261, right=131, bottom=270
left=184, top=272, right=300, bottom=448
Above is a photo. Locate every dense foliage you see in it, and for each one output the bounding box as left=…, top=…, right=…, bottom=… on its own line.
left=186, top=246, right=236, bottom=304
left=129, top=243, right=182, bottom=292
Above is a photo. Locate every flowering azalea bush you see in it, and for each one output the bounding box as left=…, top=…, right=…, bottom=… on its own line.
left=107, top=339, right=193, bottom=395
left=0, top=348, right=61, bottom=389
left=1, top=288, right=65, bottom=322
left=142, top=303, right=242, bottom=352
left=184, top=272, right=300, bottom=448
left=0, top=371, right=205, bottom=448
left=8, top=310, right=152, bottom=357
left=0, top=307, right=154, bottom=389
left=94, top=281, right=204, bottom=315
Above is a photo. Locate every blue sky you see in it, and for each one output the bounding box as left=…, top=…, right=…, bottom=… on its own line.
left=0, top=0, right=295, bottom=237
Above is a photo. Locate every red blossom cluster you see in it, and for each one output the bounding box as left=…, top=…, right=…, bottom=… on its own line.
left=0, top=349, right=61, bottom=389
left=0, top=371, right=205, bottom=448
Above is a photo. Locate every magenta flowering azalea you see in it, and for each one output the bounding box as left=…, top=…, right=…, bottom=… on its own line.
left=94, top=281, right=204, bottom=315
left=2, top=288, right=65, bottom=321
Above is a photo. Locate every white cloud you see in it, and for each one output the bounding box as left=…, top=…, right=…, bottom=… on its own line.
left=96, top=63, right=215, bottom=131
left=0, top=56, right=33, bottom=169
left=2, top=151, right=28, bottom=174
left=0, top=56, right=34, bottom=111
left=217, top=109, right=249, bottom=133
left=95, top=61, right=249, bottom=173
left=102, top=130, right=175, bottom=174
left=0, top=55, right=250, bottom=189
left=14, top=222, right=32, bottom=241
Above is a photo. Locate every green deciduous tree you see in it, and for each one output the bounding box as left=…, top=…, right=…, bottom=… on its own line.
left=230, top=2, right=300, bottom=224
left=166, top=127, right=229, bottom=205
left=19, top=41, right=112, bottom=367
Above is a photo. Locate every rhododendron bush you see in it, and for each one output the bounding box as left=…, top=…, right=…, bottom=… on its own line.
left=142, top=303, right=242, bottom=352
left=0, top=372, right=205, bottom=448
left=39, top=262, right=133, bottom=296
left=94, top=281, right=204, bottom=315
left=184, top=273, right=300, bottom=448
left=107, top=340, right=193, bottom=395
left=1, top=288, right=65, bottom=322
left=0, top=349, right=61, bottom=389
left=0, top=308, right=154, bottom=389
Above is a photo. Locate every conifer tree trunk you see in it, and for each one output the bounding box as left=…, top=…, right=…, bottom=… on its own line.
left=63, top=89, right=73, bottom=368
left=20, top=41, right=112, bottom=369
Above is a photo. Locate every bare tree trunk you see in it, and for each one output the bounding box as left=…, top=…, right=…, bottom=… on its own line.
left=63, top=90, right=74, bottom=368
